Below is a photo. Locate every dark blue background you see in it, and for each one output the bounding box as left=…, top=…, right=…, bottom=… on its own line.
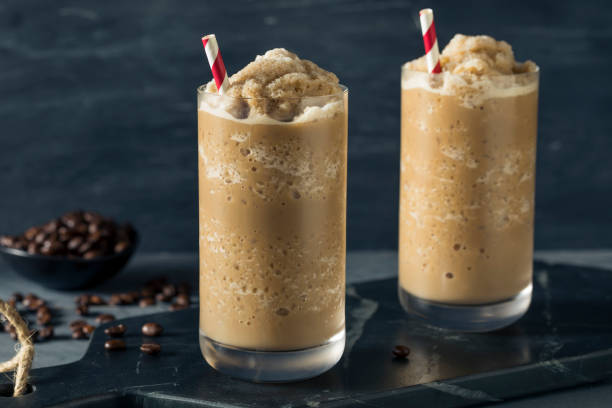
left=1, top=0, right=611, bottom=252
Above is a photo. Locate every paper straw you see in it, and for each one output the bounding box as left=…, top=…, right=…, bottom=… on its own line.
left=419, top=9, right=442, bottom=74
left=201, top=34, right=230, bottom=94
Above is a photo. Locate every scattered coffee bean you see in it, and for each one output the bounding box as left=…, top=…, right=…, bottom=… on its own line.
left=162, top=284, right=176, bottom=298
left=82, top=324, right=96, bottom=336
left=76, top=305, right=89, bottom=316
left=114, top=241, right=130, bottom=253
left=10, top=292, right=24, bottom=303
left=392, top=345, right=411, bottom=359
left=96, top=314, right=115, bottom=324
left=108, top=294, right=122, bottom=306
left=142, top=322, right=163, bottom=337
left=104, top=324, right=126, bottom=338
left=104, top=339, right=126, bottom=351
left=22, top=294, right=39, bottom=308
left=37, top=312, right=52, bottom=325
left=39, top=326, right=54, bottom=340
left=36, top=305, right=51, bottom=318
left=170, top=302, right=188, bottom=311
left=89, top=295, right=106, bottom=305
left=72, top=328, right=87, bottom=340
left=139, top=297, right=155, bottom=307
left=175, top=293, right=190, bottom=307
left=69, top=320, right=87, bottom=330
left=140, top=343, right=161, bottom=355
left=155, top=293, right=173, bottom=303
left=27, top=298, right=46, bottom=311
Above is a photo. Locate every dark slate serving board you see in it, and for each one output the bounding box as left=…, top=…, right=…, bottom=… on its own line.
left=2, top=261, right=612, bottom=407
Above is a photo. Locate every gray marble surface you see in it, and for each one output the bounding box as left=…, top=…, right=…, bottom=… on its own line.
left=1, top=249, right=611, bottom=370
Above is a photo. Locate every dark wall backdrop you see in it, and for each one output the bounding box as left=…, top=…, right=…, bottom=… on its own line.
left=1, top=0, right=611, bottom=252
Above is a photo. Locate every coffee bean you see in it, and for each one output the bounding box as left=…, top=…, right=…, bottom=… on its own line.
left=83, top=250, right=102, bottom=260
left=96, top=314, right=115, bottom=324
left=89, top=295, right=106, bottom=305
left=145, top=277, right=167, bottom=292
left=155, top=293, right=172, bottom=303
left=75, top=294, right=90, bottom=306
left=392, top=345, right=411, bottom=359
left=39, top=326, right=54, bottom=340
left=142, top=322, right=163, bottom=337
left=114, top=241, right=130, bottom=253
left=104, top=324, right=126, bottom=338
left=119, top=293, right=136, bottom=305
left=67, top=236, right=84, bottom=251
left=162, top=284, right=176, bottom=297
left=140, top=343, right=161, bottom=355
left=104, top=339, right=126, bottom=351
left=37, top=312, right=52, bottom=325
left=27, top=298, right=46, bottom=311
left=43, top=220, right=60, bottom=233
left=0, top=235, right=15, bottom=247
left=170, top=302, right=188, bottom=311
left=36, top=306, right=51, bottom=318
left=22, top=293, right=39, bottom=307
left=175, top=294, right=190, bottom=307
left=27, top=242, right=39, bottom=254
left=10, top=292, right=24, bottom=303
left=14, top=238, right=28, bottom=250
left=82, top=324, right=96, bottom=336
left=76, top=305, right=89, bottom=316
left=69, top=319, right=87, bottom=330
left=139, top=297, right=155, bottom=307
left=72, top=329, right=87, bottom=340
left=7, top=299, right=16, bottom=308
left=109, top=294, right=122, bottom=305
left=34, top=232, right=47, bottom=244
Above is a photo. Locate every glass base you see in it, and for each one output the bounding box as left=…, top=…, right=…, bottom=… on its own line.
left=398, top=283, right=532, bottom=332
left=199, top=328, right=345, bottom=383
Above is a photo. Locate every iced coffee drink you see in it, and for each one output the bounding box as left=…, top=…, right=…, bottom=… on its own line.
left=197, top=49, right=348, bottom=381
left=399, top=35, right=539, bottom=331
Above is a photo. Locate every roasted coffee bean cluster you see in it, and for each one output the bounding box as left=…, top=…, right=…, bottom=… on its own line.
left=2, top=277, right=189, bottom=345
left=102, top=322, right=163, bottom=355
left=1, top=292, right=55, bottom=342
left=0, top=210, right=135, bottom=259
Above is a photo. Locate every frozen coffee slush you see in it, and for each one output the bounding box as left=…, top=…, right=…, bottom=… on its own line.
left=198, top=48, right=348, bottom=381
left=399, top=34, right=539, bottom=331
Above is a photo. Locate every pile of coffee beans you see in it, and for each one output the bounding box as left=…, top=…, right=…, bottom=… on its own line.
left=2, top=276, right=189, bottom=346
left=0, top=210, right=135, bottom=259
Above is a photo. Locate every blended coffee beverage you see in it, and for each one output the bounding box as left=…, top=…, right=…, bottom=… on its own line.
left=399, top=35, right=539, bottom=331
left=197, top=49, right=348, bottom=381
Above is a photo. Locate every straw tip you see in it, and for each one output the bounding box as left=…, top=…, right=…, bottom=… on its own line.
left=202, top=34, right=216, bottom=41
left=419, top=8, right=433, bottom=16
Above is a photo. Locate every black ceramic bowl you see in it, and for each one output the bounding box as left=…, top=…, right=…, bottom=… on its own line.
left=0, top=233, right=138, bottom=290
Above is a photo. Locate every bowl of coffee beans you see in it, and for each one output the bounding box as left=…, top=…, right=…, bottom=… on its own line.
left=0, top=211, right=138, bottom=290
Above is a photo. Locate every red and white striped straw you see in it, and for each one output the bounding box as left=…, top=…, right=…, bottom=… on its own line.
left=419, top=9, right=442, bottom=74
left=201, top=34, right=230, bottom=94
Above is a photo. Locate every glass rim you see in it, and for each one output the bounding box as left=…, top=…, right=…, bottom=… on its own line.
left=401, top=63, right=540, bottom=79
left=197, top=84, right=348, bottom=101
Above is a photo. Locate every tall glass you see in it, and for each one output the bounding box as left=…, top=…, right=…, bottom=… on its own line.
left=197, top=86, right=348, bottom=381
left=398, top=68, right=539, bottom=331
